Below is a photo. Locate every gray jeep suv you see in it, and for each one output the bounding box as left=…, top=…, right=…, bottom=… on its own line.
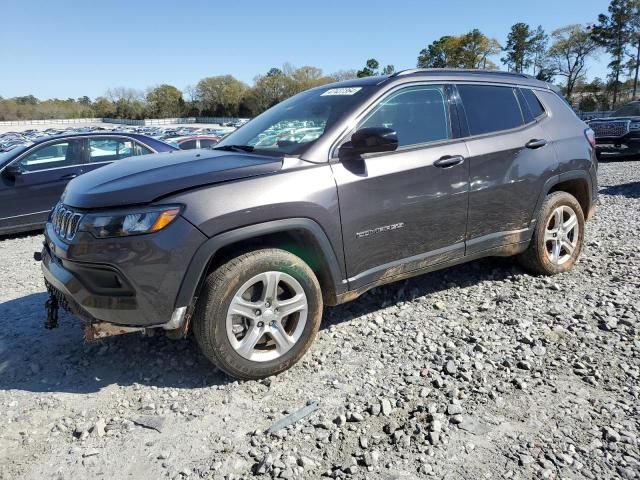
left=40, top=69, right=598, bottom=379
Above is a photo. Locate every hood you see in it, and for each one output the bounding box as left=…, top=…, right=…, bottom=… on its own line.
left=62, top=149, right=283, bottom=209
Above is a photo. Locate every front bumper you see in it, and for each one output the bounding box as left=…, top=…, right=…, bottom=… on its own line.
left=594, top=132, right=640, bottom=154
left=41, top=216, right=207, bottom=328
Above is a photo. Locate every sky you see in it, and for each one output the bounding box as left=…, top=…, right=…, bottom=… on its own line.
left=0, top=0, right=613, bottom=100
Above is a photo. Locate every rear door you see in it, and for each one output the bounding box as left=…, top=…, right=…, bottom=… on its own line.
left=332, top=84, right=470, bottom=289
left=456, top=83, right=558, bottom=254
left=0, top=138, right=85, bottom=231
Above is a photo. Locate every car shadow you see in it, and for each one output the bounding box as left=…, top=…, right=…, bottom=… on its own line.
left=0, top=257, right=520, bottom=395
left=600, top=181, right=640, bottom=199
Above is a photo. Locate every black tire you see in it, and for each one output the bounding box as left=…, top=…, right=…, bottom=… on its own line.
left=517, top=191, right=585, bottom=275
left=192, top=248, right=322, bottom=380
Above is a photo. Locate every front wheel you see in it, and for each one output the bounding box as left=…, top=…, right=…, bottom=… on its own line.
left=192, top=248, right=323, bottom=380
left=518, top=191, right=585, bottom=275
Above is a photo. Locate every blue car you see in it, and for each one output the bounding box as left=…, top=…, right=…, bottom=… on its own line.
left=0, top=133, right=177, bottom=235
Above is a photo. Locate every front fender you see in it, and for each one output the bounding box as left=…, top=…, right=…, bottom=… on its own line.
left=174, top=218, right=347, bottom=310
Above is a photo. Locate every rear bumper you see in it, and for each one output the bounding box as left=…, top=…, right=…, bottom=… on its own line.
left=41, top=216, right=207, bottom=327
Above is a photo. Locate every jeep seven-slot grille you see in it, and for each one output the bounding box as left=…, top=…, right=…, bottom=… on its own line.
left=52, top=203, right=83, bottom=240
left=591, top=121, right=628, bottom=138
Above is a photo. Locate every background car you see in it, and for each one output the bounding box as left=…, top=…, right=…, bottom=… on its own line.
left=166, top=135, right=221, bottom=150
left=588, top=100, right=640, bottom=159
left=0, top=132, right=177, bottom=235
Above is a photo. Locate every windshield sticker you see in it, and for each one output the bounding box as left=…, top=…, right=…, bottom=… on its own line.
left=321, top=87, right=362, bottom=96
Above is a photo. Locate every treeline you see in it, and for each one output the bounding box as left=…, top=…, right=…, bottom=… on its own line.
left=0, top=65, right=358, bottom=121
left=1, top=0, right=638, bottom=121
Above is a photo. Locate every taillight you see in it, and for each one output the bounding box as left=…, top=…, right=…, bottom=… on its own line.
left=584, top=128, right=596, bottom=149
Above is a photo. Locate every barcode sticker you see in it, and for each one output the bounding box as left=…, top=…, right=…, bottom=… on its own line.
left=321, top=87, right=362, bottom=96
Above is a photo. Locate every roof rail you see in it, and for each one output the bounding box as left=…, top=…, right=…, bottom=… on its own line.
left=390, top=68, right=535, bottom=80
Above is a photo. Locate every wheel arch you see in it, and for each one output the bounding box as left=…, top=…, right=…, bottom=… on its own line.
left=175, top=218, right=347, bottom=311
left=533, top=170, right=595, bottom=223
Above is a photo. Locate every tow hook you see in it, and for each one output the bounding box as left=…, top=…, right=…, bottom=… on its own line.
left=44, top=294, right=59, bottom=329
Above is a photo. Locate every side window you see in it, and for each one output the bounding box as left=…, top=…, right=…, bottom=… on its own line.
left=179, top=140, right=197, bottom=150
left=521, top=88, right=545, bottom=119
left=199, top=139, right=217, bottom=149
left=134, top=143, right=153, bottom=155
left=359, top=85, right=450, bottom=148
left=19, top=140, right=82, bottom=172
left=89, top=138, right=135, bottom=162
left=457, top=84, right=524, bottom=136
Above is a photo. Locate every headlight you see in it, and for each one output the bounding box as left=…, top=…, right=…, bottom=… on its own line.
left=630, top=122, right=640, bottom=130
left=78, top=205, right=182, bottom=238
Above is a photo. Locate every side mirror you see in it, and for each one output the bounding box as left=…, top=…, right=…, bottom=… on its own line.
left=349, top=127, right=398, bottom=155
left=2, top=163, right=24, bottom=179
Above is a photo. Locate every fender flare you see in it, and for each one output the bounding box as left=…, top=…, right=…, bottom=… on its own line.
left=531, top=170, right=594, bottom=223
left=174, top=218, right=346, bottom=309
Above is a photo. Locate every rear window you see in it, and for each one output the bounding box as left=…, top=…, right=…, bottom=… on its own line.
left=457, top=84, right=524, bottom=136
left=521, top=89, right=545, bottom=118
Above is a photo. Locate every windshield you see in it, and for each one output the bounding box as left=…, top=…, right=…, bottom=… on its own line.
left=216, top=85, right=373, bottom=156
left=613, top=103, right=640, bottom=117
left=0, top=146, right=27, bottom=166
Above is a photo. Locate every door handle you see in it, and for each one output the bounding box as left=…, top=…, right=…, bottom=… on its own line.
left=434, top=155, right=465, bottom=168
left=61, top=174, right=78, bottom=180
left=525, top=139, right=547, bottom=149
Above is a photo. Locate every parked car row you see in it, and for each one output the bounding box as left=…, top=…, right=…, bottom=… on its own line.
left=0, top=124, right=236, bottom=153
left=0, top=132, right=178, bottom=235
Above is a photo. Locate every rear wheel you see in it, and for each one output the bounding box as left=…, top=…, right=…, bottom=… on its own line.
left=518, top=191, right=585, bottom=275
left=193, top=248, right=322, bottom=380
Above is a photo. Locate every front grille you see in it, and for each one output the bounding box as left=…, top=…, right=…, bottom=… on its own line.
left=51, top=203, right=83, bottom=240
left=591, top=121, right=629, bottom=138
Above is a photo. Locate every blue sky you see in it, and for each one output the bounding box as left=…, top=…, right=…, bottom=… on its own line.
left=0, top=0, right=612, bottom=100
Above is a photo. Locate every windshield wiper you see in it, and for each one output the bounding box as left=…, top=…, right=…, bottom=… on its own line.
left=213, top=144, right=255, bottom=153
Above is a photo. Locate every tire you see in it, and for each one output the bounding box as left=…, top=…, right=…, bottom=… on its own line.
left=517, top=191, right=585, bottom=275
left=192, top=248, right=323, bottom=380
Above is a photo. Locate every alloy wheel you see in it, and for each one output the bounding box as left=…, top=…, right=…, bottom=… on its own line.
left=226, top=271, right=308, bottom=362
left=544, top=205, right=579, bottom=265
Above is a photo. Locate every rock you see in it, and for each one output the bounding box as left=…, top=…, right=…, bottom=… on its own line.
left=519, top=454, right=535, bottom=466
left=333, top=415, right=346, bottom=427
left=444, top=360, right=457, bottom=376
left=603, top=427, right=621, bottom=443
left=446, top=404, right=463, bottom=415
left=83, top=448, right=100, bottom=458
left=381, top=399, right=392, bottom=416
left=93, top=418, right=106, bottom=437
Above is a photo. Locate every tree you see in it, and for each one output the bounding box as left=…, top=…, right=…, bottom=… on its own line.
left=106, top=87, right=146, bottom=119
left=357, top=58, right=379, bottom=77
left=578, top=95, right=598, bottom=111
left=547, top=25, right=598, bottom=101
left=417, top=30, right=500, bottom=69
left=628, top=0, right=640, bottom=98
left=502, top=23, right=547, bottom=74
left=356, top=58, right=394, bottom=77
left=329, top=70, right=359, bottom=82
left=502, top=23, right=533, bottom=72
left=195, top=75, right=248, bottom=116
left=146, top=84, right=184, bottom=118
left=591, top=0, right=637, bottom=107
left=417, top=36, right=459, bottom=68
left=250, top=68, right=291, bottom=112
left=92, top=97, right=115, bottom=118
left=457, top=29, right=502, bottom=69
left=531, top=26, right=549, bottom=77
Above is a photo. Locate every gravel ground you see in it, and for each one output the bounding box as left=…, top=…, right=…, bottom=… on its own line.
left=0, top=160, right=638, bottom=480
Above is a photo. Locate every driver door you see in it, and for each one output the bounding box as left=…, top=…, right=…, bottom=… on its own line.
left=0, top=139, right=86, bottom=232
left=331, top=84, right=470, bottom=289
